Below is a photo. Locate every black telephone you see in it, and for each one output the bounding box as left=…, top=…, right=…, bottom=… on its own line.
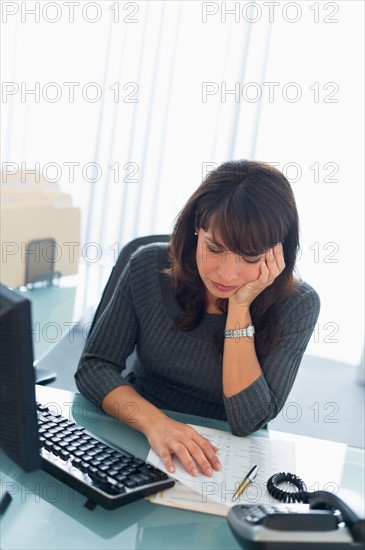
left=227, top=490, right=365, bottom=550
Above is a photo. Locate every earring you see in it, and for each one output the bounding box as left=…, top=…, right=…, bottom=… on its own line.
left=194, top=232, right=198, bottom=235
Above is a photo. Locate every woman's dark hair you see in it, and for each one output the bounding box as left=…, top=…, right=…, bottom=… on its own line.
left=166, top=160, right=300, bottom=358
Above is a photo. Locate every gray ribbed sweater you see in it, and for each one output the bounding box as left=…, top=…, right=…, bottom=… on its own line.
left=75, top=243, right=320, bottom=435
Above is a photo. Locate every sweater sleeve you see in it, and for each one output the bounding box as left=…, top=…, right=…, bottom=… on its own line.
left=223, top=283, right=320, bottom=436
left=75, top=262, right=138, bottom=407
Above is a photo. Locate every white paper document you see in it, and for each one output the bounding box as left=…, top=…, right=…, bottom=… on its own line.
left=147, top=424, right=296, bottom=508
left=147, top=480, right=230, bottom=516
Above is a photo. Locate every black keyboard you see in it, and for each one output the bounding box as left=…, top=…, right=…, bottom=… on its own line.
left=36, top=402, right=175, bottom=509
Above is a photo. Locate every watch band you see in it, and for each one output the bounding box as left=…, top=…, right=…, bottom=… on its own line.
left=224, top=324, right=255, bottom=339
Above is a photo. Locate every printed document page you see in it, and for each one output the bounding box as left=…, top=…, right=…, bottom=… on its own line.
left=147, top=424, right=295, bottom=508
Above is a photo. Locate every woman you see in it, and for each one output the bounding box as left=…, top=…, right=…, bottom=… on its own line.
left=75, top=160, right=320, bottom=479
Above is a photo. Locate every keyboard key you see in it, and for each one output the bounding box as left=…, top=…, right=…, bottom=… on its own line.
left=67, top=426, right=79, bottom=432
left=69, top=441, right=82, bottom=449
left=113, top=462, right=127, bottom=470
left=78, top=444, right=95, bottom=452
left=78, top=462, right=90, bottom=473
left=122, top=467, right=138, bottom=476
left=97, top=464, right=110, bottom=472
left=79, top=435, right=93, bottom=442
left=59, top=430, right=72, bottom=437
left=87, top=449, right=102, bottom=457
left=60, top=450, right=70, bottom=461
left=113, top=453, right=131, bottom=462
left=149, top=472, right=160, bottom=482
left=138, top=465, right=153, bottom=476
left=104, top=448, right=114, bottom=455
left=96, top=453, right=110, bottom=461
left=106, top=469, right=119, bottom=478
left=38, top=414, right=51, bottom=424
left=130, top=459, right=144, bottom=468
left=52, top=445, right=62, bottom=456
left=102, top=459, right=116, bottom=467
left=115, top=474, right=127, bottom=483
left=73, top=450, right=85, bottom=458
left=41, top=422, right=56, bottom=430
left=95, top=444, right=107, bottom=451
left=61, top=436, right=77, bottom=444
left=81, top=455, right=94, bottom=463
left=48, top=416, right=64, bottom=424
left=128, top=474, right=150, bottom=485
left=89, top=470, right=108, bottom=483
left=124, top=479, right=138, bottom=489
left=137, top=473, right=153, bottom=484
left=66, top=445, right=78, bottom=453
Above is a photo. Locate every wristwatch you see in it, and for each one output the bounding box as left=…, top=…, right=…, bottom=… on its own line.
left=224, top=324, right=255, bottom=338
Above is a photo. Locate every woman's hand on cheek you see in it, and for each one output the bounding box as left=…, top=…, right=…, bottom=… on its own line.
left=229, top=243, right=285, bottom=309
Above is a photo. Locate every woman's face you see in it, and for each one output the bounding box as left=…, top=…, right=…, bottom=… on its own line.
left=195, top=227, right=265, bottom=307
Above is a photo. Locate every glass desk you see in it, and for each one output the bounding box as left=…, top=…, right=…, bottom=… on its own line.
left=0, top=386, right=364, bottom=550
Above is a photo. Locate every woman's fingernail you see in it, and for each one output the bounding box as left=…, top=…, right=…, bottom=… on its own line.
left=169, top=466, right=175, bottom=473
left=205, top=468, right=213, bottom=477
left=215, top=462, right=222, bottom=470
left=192, top=468, right=199, bottom=477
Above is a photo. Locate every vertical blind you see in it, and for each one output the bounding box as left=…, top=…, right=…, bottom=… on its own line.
left=2, top=1, right=272, bottom=248
left=2, top=1, right=363, bottom=368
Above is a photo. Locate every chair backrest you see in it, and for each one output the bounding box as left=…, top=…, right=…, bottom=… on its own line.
left=89, top=234, right=170, bottom=334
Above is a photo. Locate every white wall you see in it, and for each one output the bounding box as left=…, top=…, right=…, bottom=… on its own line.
left=252, top=1, right=364, bottom=366
left=1, top=0, right=363, bottom=366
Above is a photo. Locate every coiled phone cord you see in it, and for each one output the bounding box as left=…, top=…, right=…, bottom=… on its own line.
left=267, top=472, right=310, bottom=503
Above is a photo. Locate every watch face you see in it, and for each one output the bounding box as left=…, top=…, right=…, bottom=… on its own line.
left=247, top=326, right=255, bottom=337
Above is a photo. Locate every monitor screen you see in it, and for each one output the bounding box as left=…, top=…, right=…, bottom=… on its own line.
left=0, top=283, right=40, bottom=471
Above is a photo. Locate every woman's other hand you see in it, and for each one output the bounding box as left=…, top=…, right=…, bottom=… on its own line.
left=146, top=416, right=221, bottom=477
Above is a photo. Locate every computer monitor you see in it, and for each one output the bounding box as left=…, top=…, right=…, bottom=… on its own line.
left=0, top=283, right=40, bottom=471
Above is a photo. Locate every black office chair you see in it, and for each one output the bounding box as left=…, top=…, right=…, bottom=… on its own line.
left=89, top=234, right=170, bottom=334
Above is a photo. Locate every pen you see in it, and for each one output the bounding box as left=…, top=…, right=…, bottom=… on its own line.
left=232, top=464, right=259, bottom=500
